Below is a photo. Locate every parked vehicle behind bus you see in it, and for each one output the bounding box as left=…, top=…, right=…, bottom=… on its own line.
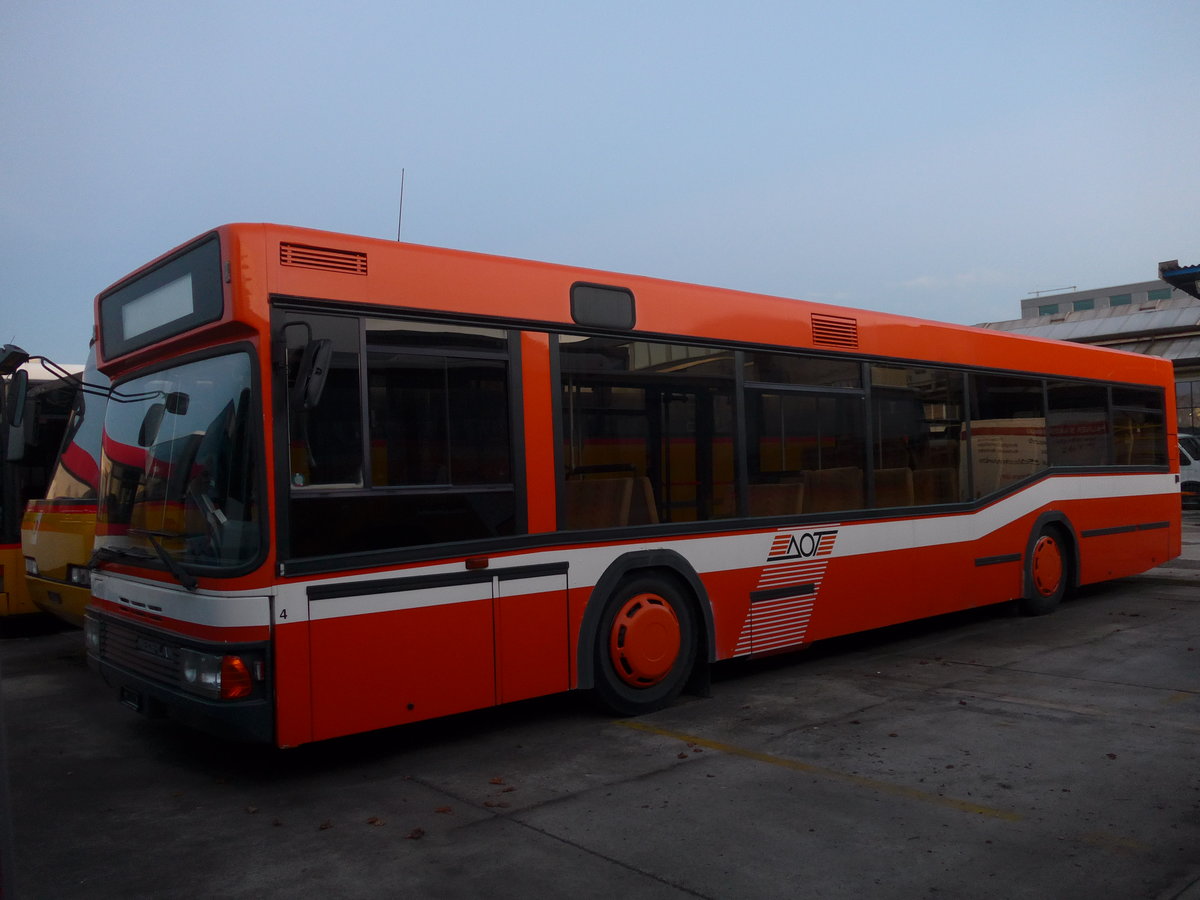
left=22, top=348, right=109, bottom=626
left=1180, top=435, right=1200, bottom=508
left=1, top=357, right=78, bottom=618
left=82, top=224, right=1181, bottom=746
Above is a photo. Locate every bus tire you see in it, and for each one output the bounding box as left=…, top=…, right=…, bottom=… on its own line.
left=1019, top=524, right=1070, bottom=616
left=592, top=574, right=698, bottom=716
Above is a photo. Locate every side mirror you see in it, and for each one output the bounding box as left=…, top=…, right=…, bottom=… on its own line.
left=4, top=369, right=28, bottom=428
left=4, top=369, right=29, bottom=461
left=0, top=344, right=30, bottom=377
left=290, top=339, right=333, bottom=411
left=138, top=402, right=166, bottom=447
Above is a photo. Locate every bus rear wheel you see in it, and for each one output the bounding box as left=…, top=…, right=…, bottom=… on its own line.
left=593, top=575, right=697, bottom=716
left=1019, top=524, right=1069, bottom=616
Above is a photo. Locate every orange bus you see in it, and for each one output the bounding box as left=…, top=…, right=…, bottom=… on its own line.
left=82, top=224, right=1181, bottom=746
left=1, top=359, right=79, bottom=618
left=21, top=348, right=109, bottom=627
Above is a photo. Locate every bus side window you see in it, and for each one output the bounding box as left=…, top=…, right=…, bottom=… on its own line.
left=869, top=365, right=967, bottom=507
left=559, top=337, right=736, bottom=528
left=1047, top=380, right=1109, bottom=467
left=744, top=351, right=865, bottom=516
left=968, top=373, right=1047, bottom=498
left=284, top=312, right=364, bottom=489
left=1111, top=386, right=1166, bottom=467
left=283, top=313, right=518, bottom=560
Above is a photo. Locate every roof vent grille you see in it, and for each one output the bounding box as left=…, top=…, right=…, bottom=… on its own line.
left=810, top=313, right=859, bottom=349
left=280, top=242, right=368, bottom=275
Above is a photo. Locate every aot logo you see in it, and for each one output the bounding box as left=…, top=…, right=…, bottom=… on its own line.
left=768, top=529, right=838, bottom=561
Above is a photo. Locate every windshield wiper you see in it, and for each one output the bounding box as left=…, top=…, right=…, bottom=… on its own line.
left=127, top=528, right=199, bottom=592
left=88, top=545, right=153, bottom=566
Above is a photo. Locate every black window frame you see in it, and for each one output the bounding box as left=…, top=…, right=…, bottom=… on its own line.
left=98, top=233, right=225, bottom=360
left=271, top=301, right=526, bottom=573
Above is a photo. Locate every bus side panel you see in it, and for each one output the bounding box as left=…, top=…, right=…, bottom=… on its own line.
left=1078, top=529, right=1171, bottom=585
left=1067, top=494, right=1177, bottom=585
left=21, top=502, right=97, bottom=626
left=272, top=616, right=314, bottom=748
left=567, top=585, right=591, bottom=689
left=0, top=544, right=38, bottom=616
left=495, top=574, right=570, bottom=704
left=1076, top=517, right=1175, bottom=586
left=308, top=595, right=496, bottom=742
left=696, top=567, right=757, bottom=660
left=519, top=332, right=557, bottom=534
left=801, top=545, right=958, bottom=643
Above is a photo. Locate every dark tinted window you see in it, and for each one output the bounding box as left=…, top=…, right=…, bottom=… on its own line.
left=560, top=337, right=735, bottom=527
left=968, top=373, right=1047, bottom=497
left=869, top=365, right=967, bottom=506
left=285, top=312, right=363, bottom=488
left=1111, top=386, right=1166, bottom=466
left=284, top=314, right=516, bottom=559
left=366, top=321, right=511, bottom=485
left=744, top=351, right=866, bottom=516
left=745, top=352, right=860, bottom=388
left=1046, top=380, right=1109, bottom=466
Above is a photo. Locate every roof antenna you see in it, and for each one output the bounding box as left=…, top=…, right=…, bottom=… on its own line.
left=396, top=168, right=406, bottom=242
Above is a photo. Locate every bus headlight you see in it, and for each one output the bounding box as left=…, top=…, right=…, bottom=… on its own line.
left=67, top=564, right=91, bottom=587
left=179, top=648, right=254, bottom=700
left=24, top=557, right=38, bottom=577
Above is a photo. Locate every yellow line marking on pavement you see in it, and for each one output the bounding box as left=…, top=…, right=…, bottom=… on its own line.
left=616, top=719, right=1021, bottom=821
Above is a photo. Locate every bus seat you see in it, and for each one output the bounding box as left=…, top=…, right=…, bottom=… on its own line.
left=747, top=482, right=805, bottom=517
left=630, top=476, right=660, bottom=525
left=564, top=477, right=633, bottom=530
left=913, top=467, right=960, bottom=505
left=802, top=467, right=864, bottom=513
left=874, top=467, right=914, bottom=508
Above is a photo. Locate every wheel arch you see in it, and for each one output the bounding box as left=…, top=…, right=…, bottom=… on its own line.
left=1022, top=510, right=1080, bottom=598
left=576, top=549, right=714, bottom=691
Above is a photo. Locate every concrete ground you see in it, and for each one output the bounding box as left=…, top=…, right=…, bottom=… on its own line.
left=2, top=509, right=1198, bottom=899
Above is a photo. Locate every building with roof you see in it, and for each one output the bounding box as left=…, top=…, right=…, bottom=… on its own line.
left=978, top=263, right=1200, bottom=435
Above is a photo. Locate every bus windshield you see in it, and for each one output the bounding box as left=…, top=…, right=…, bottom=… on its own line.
left=97, top=352, right=259, bottom=571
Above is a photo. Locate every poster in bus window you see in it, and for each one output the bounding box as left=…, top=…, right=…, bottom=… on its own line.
left=1047, top=411, right=1108, bottom=466
left=967, top=418, right=1047, bottom=496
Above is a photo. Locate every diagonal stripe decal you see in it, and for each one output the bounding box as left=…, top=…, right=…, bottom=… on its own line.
left=734, top=527, right=840, bottom=656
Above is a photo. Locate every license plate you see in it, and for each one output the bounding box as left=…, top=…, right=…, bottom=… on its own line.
left=136, top=637, right=174, bottom=661
left=120, top=686, right=143, bottom=711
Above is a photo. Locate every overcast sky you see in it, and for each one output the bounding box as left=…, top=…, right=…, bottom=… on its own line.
left=3, top=1, right=1198, bottom=365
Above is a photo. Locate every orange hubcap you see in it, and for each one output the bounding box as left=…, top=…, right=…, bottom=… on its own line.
left=609, top=593, right=681, bottom=687
left=1032, top=535, right=1063, bottom=597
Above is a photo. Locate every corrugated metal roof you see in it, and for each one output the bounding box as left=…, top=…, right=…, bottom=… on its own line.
left=981, top=299, right=1200, bottom=342
left=1116, top=336, right=1200, bottom=362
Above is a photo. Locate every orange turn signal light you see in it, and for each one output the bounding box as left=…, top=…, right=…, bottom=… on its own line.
left=220, top=656, right=253, bottom=700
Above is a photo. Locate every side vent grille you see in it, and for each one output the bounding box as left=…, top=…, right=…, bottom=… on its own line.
left=810, top=313, right=859, bottom=349
left=280, top=242, right=368, bottom=276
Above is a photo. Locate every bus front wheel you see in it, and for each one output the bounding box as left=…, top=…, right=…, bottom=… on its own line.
left=1019, top=524, right=1070, bottom=616
left=592, top=574, right=698, bottom=716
